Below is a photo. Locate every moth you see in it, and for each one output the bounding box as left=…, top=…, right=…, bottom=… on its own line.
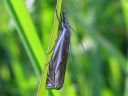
left=46, top=11, right=71, bottom=90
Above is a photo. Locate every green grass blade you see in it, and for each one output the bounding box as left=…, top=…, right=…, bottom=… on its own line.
left=121, top=1, right=128, bottom=96
left=7, top=37, right=30, bottom=96
left=4, top=0, right=46, bottom=79
left=121, top=0, right=128, bottom=31
left=36, top=0, right=62, bottom=96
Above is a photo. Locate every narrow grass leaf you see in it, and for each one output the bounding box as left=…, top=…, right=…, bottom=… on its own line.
left=36, top=0, right=62, bottom=96
left=5, top=0, right=45, bottom=79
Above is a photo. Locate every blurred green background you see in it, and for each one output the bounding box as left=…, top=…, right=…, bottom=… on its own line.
left=0, top=0, right=127, bottom=96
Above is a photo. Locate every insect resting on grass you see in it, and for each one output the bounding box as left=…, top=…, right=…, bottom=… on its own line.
left=46, top=11, right=85, bottom=90
left=46, top=11, right=70, bottom=90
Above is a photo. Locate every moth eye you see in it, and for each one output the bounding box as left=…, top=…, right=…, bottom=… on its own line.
left=55, top=84, right=62, bottom=90
left=55, top=85, right=58, bottom=89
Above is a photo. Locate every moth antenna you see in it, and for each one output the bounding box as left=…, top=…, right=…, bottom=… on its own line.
left=70, top=25, right=86, bottom=54
left=68, top=43, right=73, bottom=63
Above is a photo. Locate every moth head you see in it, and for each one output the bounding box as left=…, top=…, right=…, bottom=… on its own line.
left=54, top=84, right=62, bottom=90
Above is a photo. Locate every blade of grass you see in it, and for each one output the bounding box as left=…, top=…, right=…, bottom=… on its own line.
left=36, top=0, right=62, bottom=96
left=4, top=0, right=45, bottom=80
left=121, top=1, right=128, bottom=96
left=121, top=0, right=128, bottom=31
left=5, top=34, right=30, bottom=96
left=124, top=60, right=128, bottom=96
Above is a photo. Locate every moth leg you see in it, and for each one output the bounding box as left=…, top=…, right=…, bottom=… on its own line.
left=46, top=45, right=55, bottom=55
left=46, top=34, right=61, bottom=56
left=43, top=61, right=50, bottom=73
left=46, top=76, right=54, bottom=89
left=44, top=62, right=50, bottom=68
left=55, top=9, right=61, bottom=24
